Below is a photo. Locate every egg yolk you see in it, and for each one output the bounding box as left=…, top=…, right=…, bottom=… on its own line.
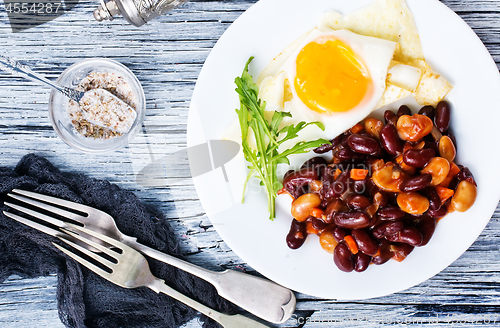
left=294, top=37, right=373, bottom=113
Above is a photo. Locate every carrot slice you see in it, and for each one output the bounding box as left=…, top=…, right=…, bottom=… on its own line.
left=277, top=187, right=287, bottom=195
left=350, top=169, right=369, bottom=181
left=392, top=252, right=406, bottom=262
left=310, top=207, right=324, bottom=219
left=277, top=187, right=294, bottom=199
left=350, top=123, right=364, bottom=134
left=449, top=162, right=460, bottom=176
left=436, top=186, right=454, bottom=204
left=333, top=168, right=342, bottom=180
left=344, top=235, right=359, bottom=254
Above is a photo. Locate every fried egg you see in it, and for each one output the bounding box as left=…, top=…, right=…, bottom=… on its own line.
left=258, top=29, right=397, bottom=145
left=320, top=0, right=452, bottom=108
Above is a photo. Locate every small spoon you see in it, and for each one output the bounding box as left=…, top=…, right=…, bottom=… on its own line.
left=0, top=55, right=137, bottom=134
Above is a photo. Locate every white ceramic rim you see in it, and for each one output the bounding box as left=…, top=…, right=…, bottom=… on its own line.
left=187, top=0, right=500, bottom=299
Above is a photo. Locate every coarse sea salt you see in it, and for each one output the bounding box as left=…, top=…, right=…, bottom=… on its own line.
left=79, top=89, right=137, bottom=134
left=67, top=71, right=138, bottom=139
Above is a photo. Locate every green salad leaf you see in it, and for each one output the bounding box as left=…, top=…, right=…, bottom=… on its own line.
left=235, top=57, right=329, bottom=220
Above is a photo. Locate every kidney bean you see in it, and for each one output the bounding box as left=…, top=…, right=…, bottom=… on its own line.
left=321, top=165, right=337, bottom=183
left=380, top=124, right=403, bottom=156
left=401, top=228, right=423, bottom=246
left=319, top=227, right=338, bottom=254
left=386, top=227, right=423, bottom=246
left=417, top=216, right=437, bottom=246
left=332, top=227, right=348, bottom=242
left=336, top=147, right=356, bottom=162
left=438, top=135, right=456, bottom=162
left=397, top=105, right=412, bottom=117
left=291, top=193, right=321, bottom=221
left=377, top=206, right=406, bottom=221
left=421, top=157, right=450, bottom=186
left=283, top=169, right=295, bottom=181
left=363, top=175, right=377, bottom=194
left=400, top=174, right=432, bottom=192
left=333, top=170, right=351, bottom=193
left=435, top=101, right=451, bottom=133
left=397, top=192, right=430, bottom=215
left=457, top=166, right=477, bottom=186
left=300, top=156, right=327, bottom=170
left=372, top=221, right=404, bottom=239
left=351, top=229, right=378, bottom=256
left=418, top=188, right=438, bottom=212
left=283, top=167, right=320, bottom=199
left=347, top=134, right=380, bottom=155
left=338, top=130, right=349, bottom=144
left=384, top=110, right=398, bottom=125
left=451, top=180, right=477, bottom=212
left=308, top=216, right=330, bottom=231
left=397, top=114, right=434, bottom=142
left=427, top=206, right=448, bottom=219
left=372, top=241, right=392, bottom=265
left=334, top=242, right=354, bottom=272
left=286, top=219, right=307, bottom=249
left=324, top=199, right=348, bottom=223
left=346, top=194, right=371, bottom=210
left=354, top=179, right=367, bottom=194
left=314, top=135, right=343, bottom=154
left=425, top=140, right=439, bottom=154
left=403, top=148, right=435, bottom=168
left=354, top=252, right=371, bottom=272
left=390, top=243, right=414, bottom=261
left=333, top=211, right=371, bottom=229
left=447, top=176, right=459, bottom=191
left=418, top=105, right=435, bottom=120
left=322, top=170, right=351, bottom=202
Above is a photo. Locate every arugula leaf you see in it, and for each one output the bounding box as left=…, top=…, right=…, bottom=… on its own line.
left=235, top=57, right=329, bottom=220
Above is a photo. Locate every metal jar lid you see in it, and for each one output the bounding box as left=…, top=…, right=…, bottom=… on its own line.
left=93, top=0, right=147, bottom=27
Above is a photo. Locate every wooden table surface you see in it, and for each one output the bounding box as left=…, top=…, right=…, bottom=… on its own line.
left=1, top=0, right=500, bottom=327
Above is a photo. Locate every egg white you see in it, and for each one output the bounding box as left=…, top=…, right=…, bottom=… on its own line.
left=258, top=29, right=397, bottom=150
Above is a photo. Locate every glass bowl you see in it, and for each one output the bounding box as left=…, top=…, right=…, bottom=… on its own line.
left=49, top=58, right=145, bottom=153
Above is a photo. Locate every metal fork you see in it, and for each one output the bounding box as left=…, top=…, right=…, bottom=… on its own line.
left=12, top=212, right=269, bottom=328
left=3, top=189, right=295, bottom=324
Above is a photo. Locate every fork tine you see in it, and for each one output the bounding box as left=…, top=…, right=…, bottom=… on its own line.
left=11, top=189, right=93, bottom=214
left=64, top=223, right=127, bottom=250
left=4, top=201, right=71, bottom=229
left=61, top=228, right=120, bottom=259
left=52, top=242, right=113, bottom=280
left=7, top=192, right=88, bottom=223
left=3, top=210, right=64, bottom=238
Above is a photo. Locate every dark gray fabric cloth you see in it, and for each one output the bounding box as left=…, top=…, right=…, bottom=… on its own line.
left=0, top=154, right=236, bottom=328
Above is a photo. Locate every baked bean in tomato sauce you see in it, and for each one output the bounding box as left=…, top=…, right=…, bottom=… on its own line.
left=281, top=102, right=477, bottom=272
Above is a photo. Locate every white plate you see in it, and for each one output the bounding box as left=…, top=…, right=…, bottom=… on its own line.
left=187, top=0, right=500, bottom=299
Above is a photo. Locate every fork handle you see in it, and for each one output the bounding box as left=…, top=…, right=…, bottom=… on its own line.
left=122, top=235, right=295, bottom=324
left=0, top=54, right=83, bottom=102
left=150, top=279, right=269, bottom=328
